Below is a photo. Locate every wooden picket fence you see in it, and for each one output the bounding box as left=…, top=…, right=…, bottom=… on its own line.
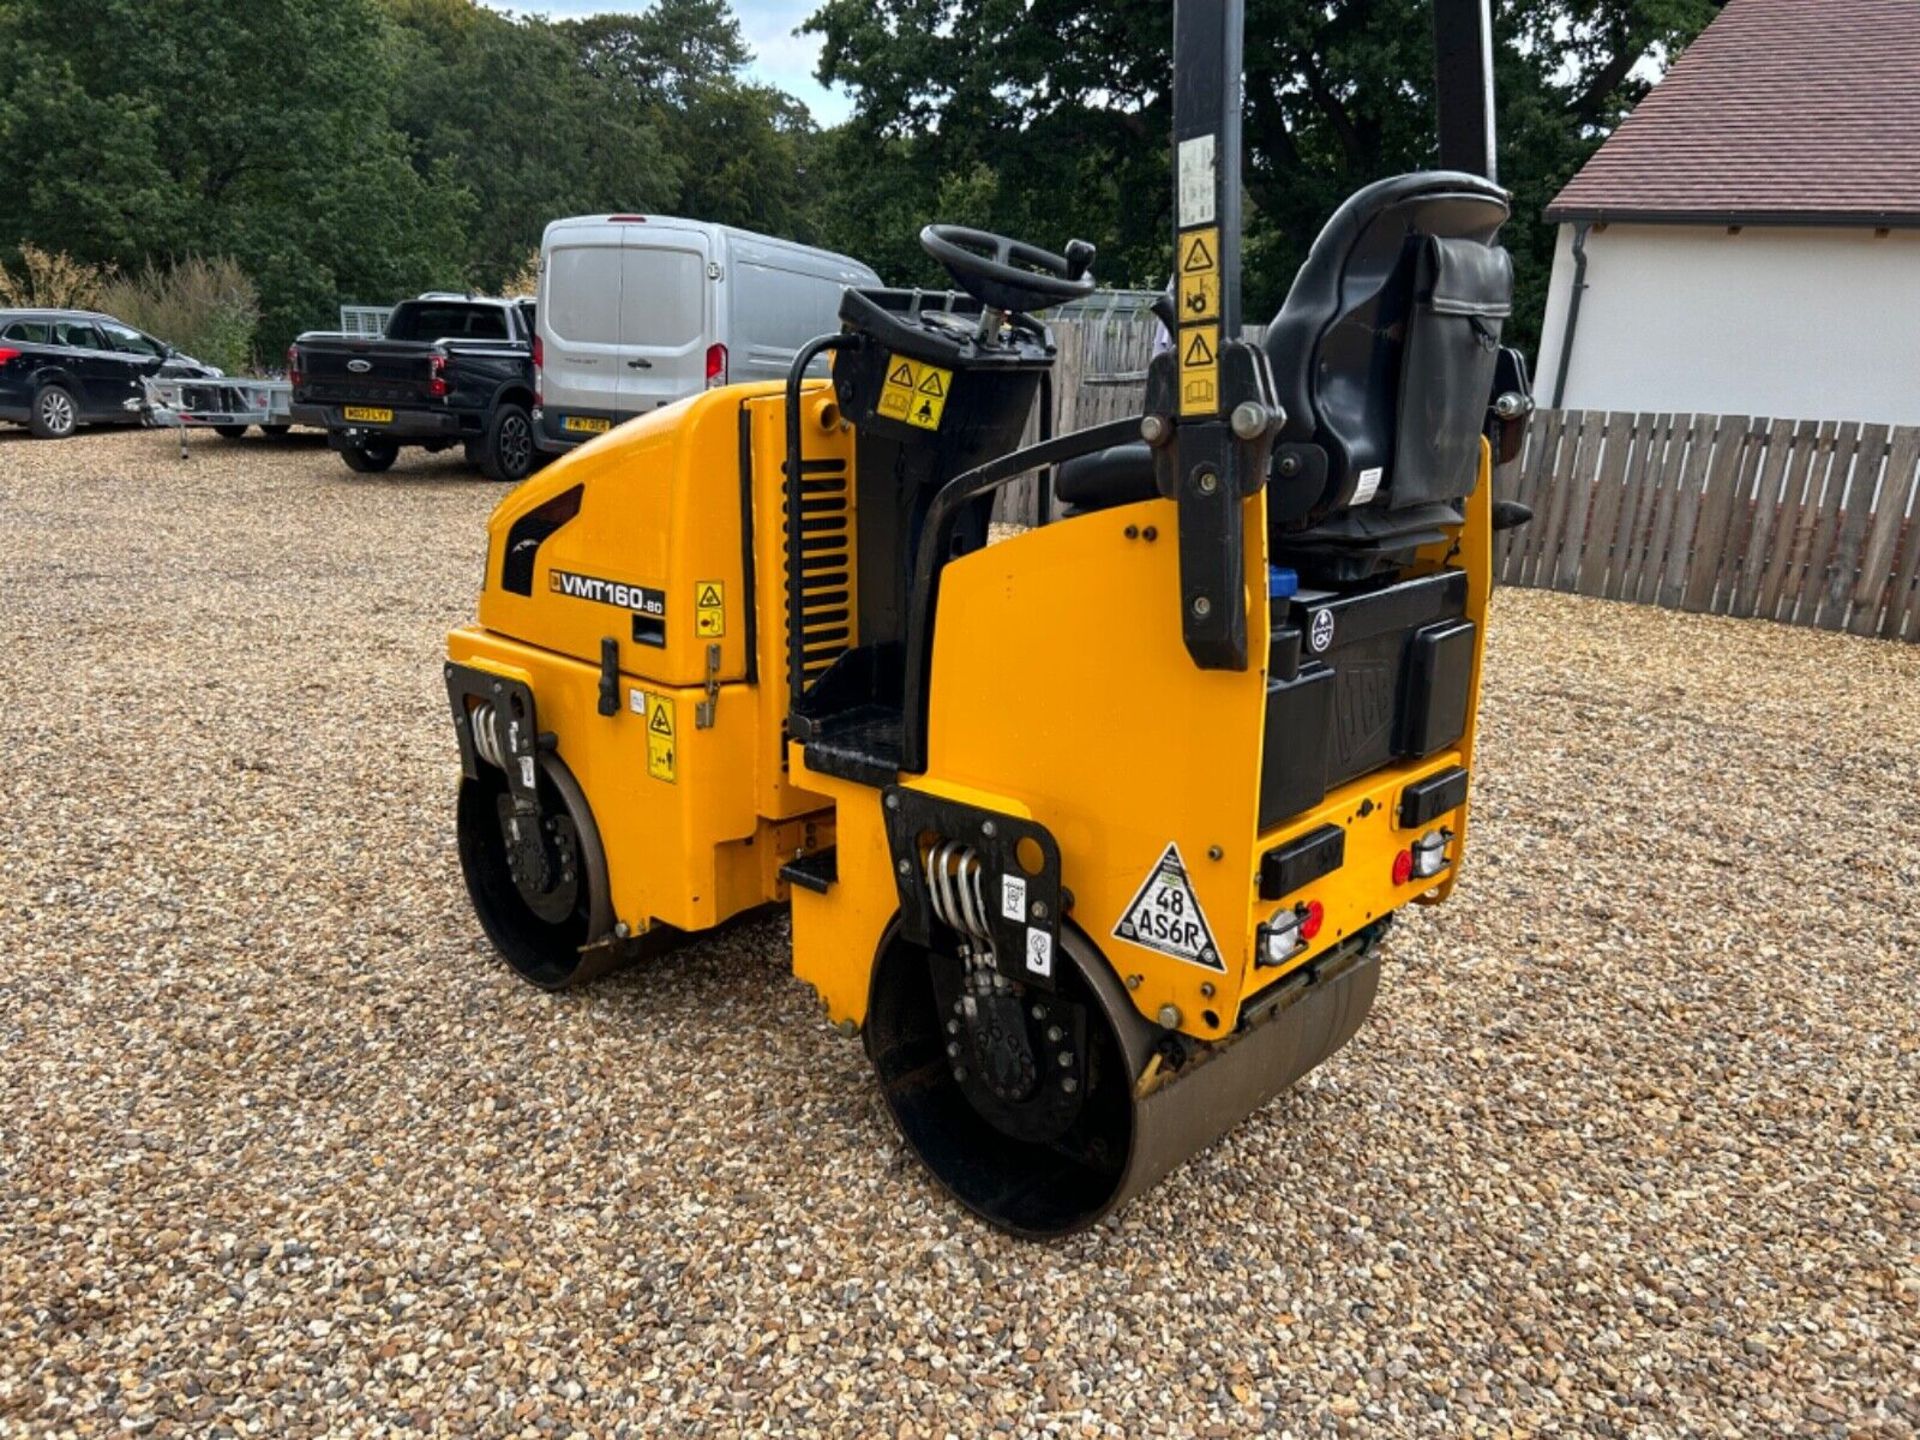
left=1495, top=411, right=1920, bottom=640
left=1022, top=322, right=1920, bottom=642
left=999, top=313, right=1262, bottom=522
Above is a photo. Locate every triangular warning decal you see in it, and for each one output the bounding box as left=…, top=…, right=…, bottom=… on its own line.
left=696, top=583, right=722, bottom=607
left=1112, top=843, right=1223, bottom=971
left=888, top=362, right=914, bottom=387
left=649, top=701, right=674, bottom=735
left=916, top=370, right=945, bottom=397
left=1182, top=330, right=1215, bottom=367
left=1181, top=234, right=1215, bottom=272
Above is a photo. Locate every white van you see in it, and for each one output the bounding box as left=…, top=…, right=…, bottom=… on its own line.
left=533, top=215, right=881, bottom=452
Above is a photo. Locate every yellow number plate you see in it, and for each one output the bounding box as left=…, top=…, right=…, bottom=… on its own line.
left=342, top=406, right=392, bottom=423
left=564, top=415, right=611, bottom=435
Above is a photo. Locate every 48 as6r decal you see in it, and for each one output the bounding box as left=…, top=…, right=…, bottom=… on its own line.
left=1113, top=842, right=1224, bottom=972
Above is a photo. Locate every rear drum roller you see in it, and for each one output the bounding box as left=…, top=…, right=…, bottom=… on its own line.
left=866, top=921, right=1385, bottom=1237
left=866, top=920, right=1139, bottom=1236
left=456, top=745, right=613, bottom=990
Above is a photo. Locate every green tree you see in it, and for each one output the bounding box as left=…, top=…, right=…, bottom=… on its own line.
left=803, top=0, right=1729, bottom=350
left=808, top=129, right=933, bottom=284
left=564, top=4, right=826, bottom=244
left=383, top=0, right=678, bottom=290
left=0, top=0, right=472, bottom=353
left=570, top=0, right=753, bottom=103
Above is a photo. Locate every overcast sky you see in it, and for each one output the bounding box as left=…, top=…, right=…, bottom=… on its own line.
left=484, top=0, right=854, bottom=123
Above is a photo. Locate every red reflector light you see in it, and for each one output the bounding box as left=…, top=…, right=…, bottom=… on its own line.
left=285, top=344, right=302, bottom=388
left=531, top=333, right=543, bottom=406
left=428, top=353, right=449, bottom=398
left=608, top=214, right=648, bottom=223
left=1392, top=849, right=1414, bottom=886
left=0, top=347, right=20, bottom=366
left=705, top=342, right=728, bottom=388
left=1298, top=900, right=1324, bottom=941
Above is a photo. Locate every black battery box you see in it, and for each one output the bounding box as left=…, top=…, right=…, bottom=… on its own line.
left=1258, top=569, right=1475, bottom=831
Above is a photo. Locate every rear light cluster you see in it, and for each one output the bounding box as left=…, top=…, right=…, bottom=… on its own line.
left=705, top=343, right=728, bottom=389
left=1262, top=824, right=1453, bottom=969
left=428, top=353, right=450, bottom=398
left=1260, top=898, right=1324, bottom=969
left=531, top=333, right=543, bottom=407
left=1394, top=828, right=1453, bottom=886
left=0, top=347, right=21, bottom=366
left=285, top=344, right=302, bottom=389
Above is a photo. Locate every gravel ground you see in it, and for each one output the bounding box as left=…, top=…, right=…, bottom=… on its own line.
left=1, top=427, right=1916, bottom=1439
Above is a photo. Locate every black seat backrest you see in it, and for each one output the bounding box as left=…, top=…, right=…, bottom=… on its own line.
left=1262, top=172, right=1512, bottom=535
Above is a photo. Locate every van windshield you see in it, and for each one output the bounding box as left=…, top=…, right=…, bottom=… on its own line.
left=385, top=303, right=509, bottom=342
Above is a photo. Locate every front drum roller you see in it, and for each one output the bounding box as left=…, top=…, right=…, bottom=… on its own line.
left=865, top=921, right=1382, bottom=1237
left=456, top=750, right=626, bottom=990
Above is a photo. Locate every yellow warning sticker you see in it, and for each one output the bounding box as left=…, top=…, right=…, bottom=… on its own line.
left=645, top=693, right=676, bottom=783
left=1178, top=323, right=1220, bottom=417
left=1179, top=228, right=1218, bottom=275
left=879, top=355, right=953, bottom=431
left=1178, top=225, right=1220, bottom=323
left=878, top=362, right=914, bottom=421
left=694, top=579, right=725, bottom=638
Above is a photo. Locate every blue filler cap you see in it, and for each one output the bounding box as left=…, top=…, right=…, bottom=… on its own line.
left=1268, top=565, right=1299, bottom=601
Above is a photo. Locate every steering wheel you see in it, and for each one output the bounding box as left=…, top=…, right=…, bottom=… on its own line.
left=919, top=225, right=1097, bottom=314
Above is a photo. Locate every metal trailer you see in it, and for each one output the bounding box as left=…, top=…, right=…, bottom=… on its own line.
left=339, top=304, right=392, bottom=339
left=139, top=304, right=389, bottom=455
left=140, top=375, right=297, bottom=458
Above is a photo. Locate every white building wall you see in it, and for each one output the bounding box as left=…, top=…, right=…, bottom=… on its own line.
left=1532, top=222, right=1920, bottom=425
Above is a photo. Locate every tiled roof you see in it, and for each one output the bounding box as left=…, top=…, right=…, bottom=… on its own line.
left=1547, top=0, right=1920, bottom=225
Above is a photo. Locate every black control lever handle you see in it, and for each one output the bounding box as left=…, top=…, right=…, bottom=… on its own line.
left=1491, top=500, right=1534, bottom=532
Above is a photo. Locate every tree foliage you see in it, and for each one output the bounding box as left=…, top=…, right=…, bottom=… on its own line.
left=805, top=0, right=1728, bottom=348
left=564, top=3, right=825, bottom=243
left=0, top=0, right=1725, bottom=363
left=0, top=244, right=113, bottom=310
left=100, top=256, right=262, bottom=375
left=384, top=0, right=677, bottom=287
left=0, top=0, right=814, bottom=356
left=0, top=0, right=473, bottom=354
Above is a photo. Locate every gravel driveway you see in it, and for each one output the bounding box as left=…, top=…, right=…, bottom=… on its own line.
left=1, top=428, right=1916, bottom=1438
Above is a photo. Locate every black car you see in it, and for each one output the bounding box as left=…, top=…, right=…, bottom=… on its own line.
left=289, top=295, right=539, bottom=481
left=0, top=309, right=222, bottom=439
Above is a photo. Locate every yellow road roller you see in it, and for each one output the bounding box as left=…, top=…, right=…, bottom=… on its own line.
left=443, top=0, right=1535, bottom=1235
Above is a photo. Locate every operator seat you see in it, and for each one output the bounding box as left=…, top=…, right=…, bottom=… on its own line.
left=1055, top=170, right=1513, bottom=586
left=1262, top=170, right=1513, bottom=581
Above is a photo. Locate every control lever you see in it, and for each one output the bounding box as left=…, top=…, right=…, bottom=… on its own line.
left=1491, top=500, right=1534, bottom=532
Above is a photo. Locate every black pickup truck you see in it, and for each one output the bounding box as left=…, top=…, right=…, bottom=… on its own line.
left=289, top=295, right=539, bottom=481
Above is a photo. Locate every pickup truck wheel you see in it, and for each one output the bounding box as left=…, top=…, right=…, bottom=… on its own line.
left=479, top=403, right=535, bottom=483
left=341, top=439, right=399, bottom=474
left=29, top=385, right=77, bottom=439
left=214, top=424, right=250, bottom=439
